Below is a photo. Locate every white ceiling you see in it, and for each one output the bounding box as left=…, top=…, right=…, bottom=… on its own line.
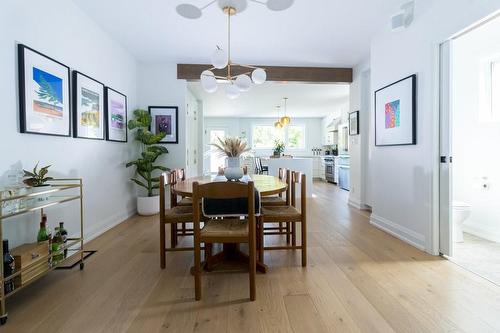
left=72, top=0, right=404, bottom=67
left=189, top=81, right=349, bottom=117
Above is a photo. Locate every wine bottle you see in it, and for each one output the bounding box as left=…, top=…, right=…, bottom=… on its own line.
left=37, top=214, right=49, bottom=243
left=51, top=227, right=64, bottom=265
left=3, top=240, right=15, bottom=294
left=59, top=222, right=68, bottom=258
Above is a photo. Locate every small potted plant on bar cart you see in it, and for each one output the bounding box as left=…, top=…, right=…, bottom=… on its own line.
left=23, top=162, right=53, bottom=202
left=126, top=109, right=169, bottom=215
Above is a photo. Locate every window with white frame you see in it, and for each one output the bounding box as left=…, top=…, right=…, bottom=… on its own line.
left=252, top=125, right=284, bottom=149
left=287, top=125, right=306, bottom=149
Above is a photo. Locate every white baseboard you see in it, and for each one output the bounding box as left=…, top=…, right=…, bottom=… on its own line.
left=370, top=214, right=426, bottom=251
left=83, top=208, right=137, bottom=244
left=348, top=196, right=371, bottom=211
left=462, top=224, right=500, bottom=243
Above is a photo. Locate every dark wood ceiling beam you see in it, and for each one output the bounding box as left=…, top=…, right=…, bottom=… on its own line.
left=177, top=64, right=353, bottom=83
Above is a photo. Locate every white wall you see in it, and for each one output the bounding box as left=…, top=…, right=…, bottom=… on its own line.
left=0, top=0, right=139, bottom=247
left=368, top=0, right=500, bottom=253
left=137, top=63, right=187, bottom=171
left=348, top=58, right=370, bottom=210
left=452, top=16, right=500, bottom=242
left=204, top=117, right=323, bottom=157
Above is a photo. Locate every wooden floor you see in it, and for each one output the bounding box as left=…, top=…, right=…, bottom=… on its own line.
left=5, top=181, right=500, bottom=332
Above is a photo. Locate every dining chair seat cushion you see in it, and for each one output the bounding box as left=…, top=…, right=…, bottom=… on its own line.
left=163, top=205, right=193, bottom=223
left=202, top=189, right=261, bottom=217
left=177, top=197, right=193, bottom=206
left=261, top=196, right=286, bottom=206
left=261, top=206, right=301, bottom=221
left=200, top=218, right=249, bottom=239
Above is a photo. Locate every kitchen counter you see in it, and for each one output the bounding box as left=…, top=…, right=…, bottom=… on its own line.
left=262, top=157, right=314, bottom=197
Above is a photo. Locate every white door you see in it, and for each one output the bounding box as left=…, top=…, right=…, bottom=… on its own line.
left=205, top=128, right=227, bottom=174
left=439, top=40, right=454, bottom=256
left=185, top=101, right=199, bottom=178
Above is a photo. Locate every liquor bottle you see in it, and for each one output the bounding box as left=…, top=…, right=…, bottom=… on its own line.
left=59, top=222, right=68, bottom=258
left=37, top=214, right=49, bottom=243
left=3, top=240, right=15, bottom=294
left=51, top=227, right=64, bottom=265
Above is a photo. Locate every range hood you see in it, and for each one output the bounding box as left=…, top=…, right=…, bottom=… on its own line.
left=326, top=118, right=340, bottom=131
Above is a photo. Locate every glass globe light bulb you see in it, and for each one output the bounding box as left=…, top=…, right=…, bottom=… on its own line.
left=235, top=74, right=252, bottom=92
left=211, top=48, right=228, bottom=69
left=225, top=84, right=240, bottom=99
left=200, top=70, right=217, bottom=93
left=251, top=68, right=267, bottom=85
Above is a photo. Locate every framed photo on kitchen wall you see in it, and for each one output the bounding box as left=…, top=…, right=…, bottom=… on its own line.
left=18, top=44, right=71, bottom=137
left=72, top=71, right=105, bottom=140
left=105, top=87, right=127, bottom=142
left=148, top=106, right=178, bottom=144
left=349, top=111, right=359, bottom=136
left=374, top=74, right=416, bottom=146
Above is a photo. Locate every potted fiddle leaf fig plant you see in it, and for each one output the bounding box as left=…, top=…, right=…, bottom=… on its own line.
left=23, top=163, right=53, bottom=202
left=126, top=109, right=169, bottom=215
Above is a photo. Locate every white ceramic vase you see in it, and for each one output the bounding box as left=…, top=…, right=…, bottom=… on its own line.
left=137, top=196, right=160, bottom=216
left=31, top=184, right=52, bottom=203
left=225, top=157, right=243, bottom=181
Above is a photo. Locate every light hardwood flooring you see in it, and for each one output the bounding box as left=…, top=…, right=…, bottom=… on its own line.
left=5, top=181, right=500, bottom=332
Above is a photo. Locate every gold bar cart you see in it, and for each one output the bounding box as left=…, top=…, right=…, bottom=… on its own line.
left=0, top=178, right=84, bottom=325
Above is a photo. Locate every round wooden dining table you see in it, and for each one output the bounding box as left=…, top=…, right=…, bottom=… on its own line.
left=173, top=174, right=286, bottom=274
left=172, top=174, right=287, bottom=197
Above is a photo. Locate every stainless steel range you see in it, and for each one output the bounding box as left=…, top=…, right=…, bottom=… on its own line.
left=324, top=157, right=335, bottom=183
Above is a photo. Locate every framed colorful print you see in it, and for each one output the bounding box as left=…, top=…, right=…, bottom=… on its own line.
left=349, top=111, right=359, bottom=136
left=105, top=87, right=127, bottom=142
left=148, top=106, right=179, bottom=144
left=72, top=71, right=105, bottom=140
left=18, top=44, right=71, bottom=137
left=374, top=74, right=416, bottom=146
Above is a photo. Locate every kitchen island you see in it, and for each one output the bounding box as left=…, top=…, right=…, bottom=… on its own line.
left=262, top=157, right=314, bottom=197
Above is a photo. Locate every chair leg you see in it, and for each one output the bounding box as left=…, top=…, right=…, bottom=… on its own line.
left=249, top=225, right=257, bottom=301
left=292, top=222, right=296, bottom=246
left=160, top=222, right=166, bottom=269
left=182, top=222, right=186, bottom=235
left=286, top=222, right=291, bottom=244
left=194, top=239, right=202, bottom=301
left=301, top=219, right=307, bottom=267
left=258, top=217, right=264, bottom=264
left=170, top=223, right=177, bottom=248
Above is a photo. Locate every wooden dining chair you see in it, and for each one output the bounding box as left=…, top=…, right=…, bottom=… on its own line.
left=258, top=171, right=307, bottom=267
left=261, top=168, right=292, bottom=242
left=159, top=173, right=195, bottom=269
left=173, top=169, right=193, bottom=207
left=192, top=181, right=257, bottom=301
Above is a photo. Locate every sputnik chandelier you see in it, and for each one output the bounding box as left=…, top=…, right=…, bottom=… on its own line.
left=176, top=0, right=295, bottom=99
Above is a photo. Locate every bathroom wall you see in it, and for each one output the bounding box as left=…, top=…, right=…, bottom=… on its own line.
left=453, top=16, right=500, bottom=242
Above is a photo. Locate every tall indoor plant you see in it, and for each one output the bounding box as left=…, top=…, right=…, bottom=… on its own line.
left=126, top=109, right=169, bottom=215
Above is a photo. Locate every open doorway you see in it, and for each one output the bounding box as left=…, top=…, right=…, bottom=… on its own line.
left=440, top=13, right=500, bottom=285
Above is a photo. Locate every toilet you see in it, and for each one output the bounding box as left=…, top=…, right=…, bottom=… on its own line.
left=453, top=201, right=472, bottom=243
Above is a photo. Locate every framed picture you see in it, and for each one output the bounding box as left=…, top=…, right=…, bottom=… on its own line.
left=72, top=71, right=105, bottom=140
left=105, top=87, right=127, bottom=142
left=18, top=44, right=71, bottom=137
left=148, top=106, right=178, bottom=144
left=374, top=74, right=416, bottom=146
left=349, top=111, right=359, bottom=136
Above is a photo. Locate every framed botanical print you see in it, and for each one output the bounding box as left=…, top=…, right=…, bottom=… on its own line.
left=349, top=111, right=359, bottom=136
left=72, top=71, right=105, bottom=140
left=148, top=106, right=179, bottom=144
left=18, top=44, right=71, bottom=137
left=105, top=87, right=127, bottom=142
left=374, top=74, right=416, bottom=146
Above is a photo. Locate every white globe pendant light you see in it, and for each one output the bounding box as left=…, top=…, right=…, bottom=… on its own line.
left=200, top=70, right=218, bottom=93
left=226, top=83, right=241, bottom=99
left=176, top=4, right=202, bottom=19
left=266, top=0, right=294, bottom=11
left=211, top=47, right=228, bottom=69
left=252, top=68, right=267, bottom=85
left=235, top=74, right=252, bottom=92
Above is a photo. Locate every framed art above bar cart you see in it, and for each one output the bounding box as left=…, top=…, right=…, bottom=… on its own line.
left=374, top=74, right=416, bottom=146
left=148, top=106, right=179, bottom=144
left=72, top=71, right=105, bottom=140
left=105, top=87, right=127, bottom=142
left=18, top=44, right=71, bottom=137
